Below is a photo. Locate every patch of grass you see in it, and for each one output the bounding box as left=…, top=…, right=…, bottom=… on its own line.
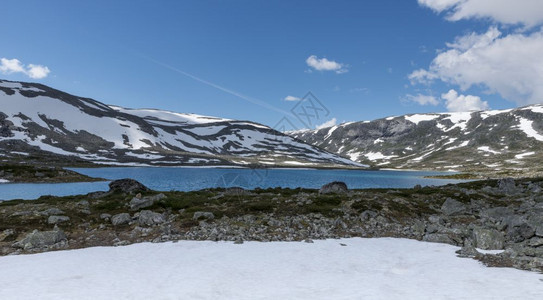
left=424, top=173, right=481, bottom=180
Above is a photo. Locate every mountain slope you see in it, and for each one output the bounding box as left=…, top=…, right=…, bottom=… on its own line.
left=290, top=106, right=543, bottom=176
left=0, top=79, right=362, bottom=168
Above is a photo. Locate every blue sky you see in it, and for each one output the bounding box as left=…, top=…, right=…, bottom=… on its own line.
left=2, top=0, right=543, bottom=130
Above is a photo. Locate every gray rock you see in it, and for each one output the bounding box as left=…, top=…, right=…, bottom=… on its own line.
left=528, top=237, right=543, bottom=247
left=13, top=228, right=67, bottom=250
left=111, top=213, right=131, bottom=226
left=76, top=200, right=90, bottom=207
left=441, top=198, right=467, bottom=216
left=0, top=229, right=14, bottom=242
left=481, top=207, right=514, bottom=222
left=225, top=187, right=246, bottom=196
left=129, top=193, right=166, bottom=210
left=40, top=208, right=65, bottom=216
left=473, top=228, right=504, bottom=250
left=497, top=178, right=519, bottom=194
left=193, top=211, right=215, bottom=220
left=507, top=224, right=535, bottom=243
left=319, top=181, right=348, bottom=194
left=527, top=215, right=543, bottom=237
left=360, top=210, right=378, bottom=221
left=457, top=240, right=480, bottom=258
left=47, top=215, right=70, bottom=225
left=411, top=220, right=426, bottom=237
left=100, top=213, right=112, bottom=220
left=423, top=233, right=454, bottom=244
left=136, top=210, right=165, bottom=226
left=109, top=179, right=149, bottom=194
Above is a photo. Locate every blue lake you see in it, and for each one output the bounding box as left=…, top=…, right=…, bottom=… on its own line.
left=0, top=167, right=470, bottom=201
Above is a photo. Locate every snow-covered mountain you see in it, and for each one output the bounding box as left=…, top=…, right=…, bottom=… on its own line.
left=0, top=79, right=362, bottom=168
left=290, top=106, right=543, bottom=176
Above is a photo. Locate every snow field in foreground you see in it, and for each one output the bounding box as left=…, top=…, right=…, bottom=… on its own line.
left=0, top=238, right=542, bottom=299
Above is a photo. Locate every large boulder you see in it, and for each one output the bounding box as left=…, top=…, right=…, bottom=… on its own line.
left=136, top=210, right=165, bottom=226
left=440, top=198, right=467, bottom=216
left=319, top=181, right=348, bottom=194
left=13, top=228, right=67, bottom=250
left=473, top=228, right=505, bottom=250
left=109, top=179, right=149, bottom=194
left=507, top=224, right=535, bottom=243
left=47, top=215, right=70, bottom=225
left=129, top=193, right=166, bottom=211
left=111, top=213, right=131, bottom=226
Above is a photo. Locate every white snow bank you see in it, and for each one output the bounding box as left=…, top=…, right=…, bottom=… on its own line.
left=404, top=114, right=439, bottom=125
left=0, top=238, right=542, bottom=300
left=0, top=179, right=9, bottom=183
left=517, top=117, right=543, bottom=142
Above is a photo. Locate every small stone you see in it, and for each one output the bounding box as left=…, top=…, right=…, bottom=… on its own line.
left=100, top=213, right=112, bottom=220
left=304, top=239, right=314, bottom=243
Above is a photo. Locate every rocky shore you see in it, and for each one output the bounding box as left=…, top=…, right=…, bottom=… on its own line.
left=1, top=178, right=543, bottom=272
left=0, top=164, right=104, bottom=183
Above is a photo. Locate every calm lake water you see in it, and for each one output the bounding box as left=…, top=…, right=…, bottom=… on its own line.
left=0, top=167, right=470, bottom=201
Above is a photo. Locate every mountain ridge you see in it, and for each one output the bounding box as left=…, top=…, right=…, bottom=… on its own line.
left=289, top=104, right=543, bottom=177
left=0, top=79, right=363, bottom=168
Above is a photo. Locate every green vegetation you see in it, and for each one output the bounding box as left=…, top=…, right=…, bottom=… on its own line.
left=0, top=164, right=104, bottom=183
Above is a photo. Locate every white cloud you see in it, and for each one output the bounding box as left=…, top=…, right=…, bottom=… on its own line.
left=306, top=55, right=348, bottom=74
left=284, top=95, right=300, bottom=101
left=405, top=94, right=440, bottom=106
left=418, top=0, right=543, bottom=27
left=441, top=89, right=489, bottom=112
left=0, top=58, right=50, bottom=79
left=27, top=64, right=51, bottom=79
left=316, top=118, right=337, bottom=129
left=409, top=27, right=543, bottom=105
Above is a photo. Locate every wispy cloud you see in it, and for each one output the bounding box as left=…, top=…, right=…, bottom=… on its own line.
left=404, top=93, right=439, bottom=106
left=284, top=95, right=300, bottom=101
left=143, top=56, right=295, bottom=118
left=306, top=55, right=348, bottom=74
left=0, top=58, right=50, bottom=79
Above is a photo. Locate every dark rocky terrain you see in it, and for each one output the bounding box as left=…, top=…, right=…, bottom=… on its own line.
left=2, top=178, right=543, bottom=273
left=290, top=105, right=543, bottom=177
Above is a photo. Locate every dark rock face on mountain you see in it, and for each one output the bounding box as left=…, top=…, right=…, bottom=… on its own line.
left=290, top=106, right=543, bottom=176
left=0, top=79, right=361, bottom=168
